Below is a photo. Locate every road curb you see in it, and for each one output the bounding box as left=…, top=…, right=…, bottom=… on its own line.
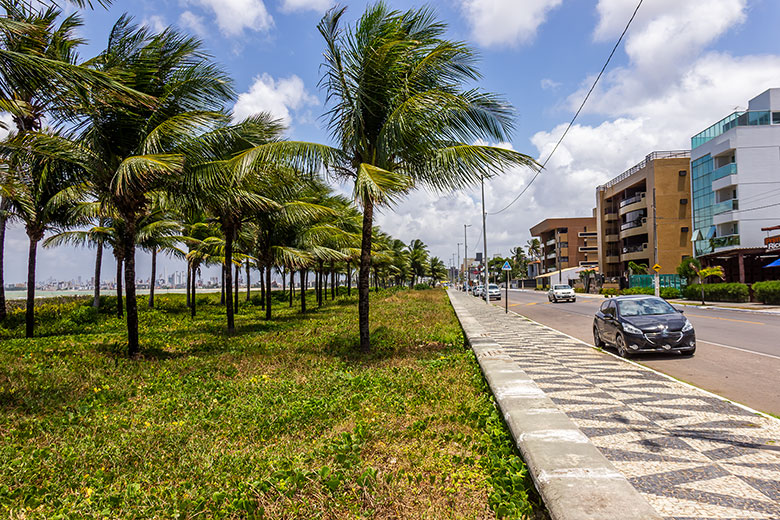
left=448, top=291, right=663, bottom=520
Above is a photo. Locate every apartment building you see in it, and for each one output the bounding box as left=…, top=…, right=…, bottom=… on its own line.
left=529, top=216, right=598, bottom=276
left=689, top=88, right=780, bottom=282
left=596, top=151, right=692, bottom=278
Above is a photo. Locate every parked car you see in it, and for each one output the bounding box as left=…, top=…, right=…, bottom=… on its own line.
left=593, top=295, right=696, bottom=358
left=473, top=285, right=484, bottom=297
left=487, top=283, right=501, bottom=300
left=548, top=284, right=576, bottom=303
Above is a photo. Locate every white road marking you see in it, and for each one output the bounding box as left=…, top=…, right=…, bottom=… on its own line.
left=698, top=340, right=780, bottom=361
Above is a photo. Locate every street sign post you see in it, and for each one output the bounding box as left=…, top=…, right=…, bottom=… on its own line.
left=502, top=261, right=512, bottom=313
left=652, top=264, right=661, bottom=297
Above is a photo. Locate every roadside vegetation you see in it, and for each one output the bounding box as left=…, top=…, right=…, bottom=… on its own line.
left=0, top=289, right=542, bottom=519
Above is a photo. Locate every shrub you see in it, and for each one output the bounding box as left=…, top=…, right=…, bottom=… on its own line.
left=752, top=280, right=780, bottom=304
left=69, top=306, right=99, bottom=325
left=574, top=287, right=585, bottom=293
left=683, top=283, right=749, bottom=302
left=413, top=283, right=431, bottom=290
left=599, top=288, right=620, bottom=296
left=660, top=287, right=681, bottom=299
left=622, top=287, right=653, bottom=295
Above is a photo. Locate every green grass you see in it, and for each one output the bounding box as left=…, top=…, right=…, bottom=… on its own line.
left=0, top=289, right=542, bottom=519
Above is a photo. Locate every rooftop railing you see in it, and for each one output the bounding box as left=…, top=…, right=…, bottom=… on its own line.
left=598, top=151, right=690, bottom=190
left=691, top=111, right=773, bottom=148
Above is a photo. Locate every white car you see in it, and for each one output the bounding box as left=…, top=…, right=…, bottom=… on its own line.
left=548, top=284, right=576, bottom=303
left=473, top=285, right=484, bottom=297
left=486, top=283, right=501, bottom=300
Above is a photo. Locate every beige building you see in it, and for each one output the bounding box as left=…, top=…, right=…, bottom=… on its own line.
left=529, top=217, right=599, bottom=276
left=596, top=151, right=693, bottom=278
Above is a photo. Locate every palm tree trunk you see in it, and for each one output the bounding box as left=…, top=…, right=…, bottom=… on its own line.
left=224, top=229, right=235, bottom=332
left=289, top=270, right=294, bottom=307
left=245, top=260, right=251, bottom=301
left=331, top=261, right=335, bottom=299
left=93, top=240, right=103, bottom=309
left=265, top=256, right=272, bottom=320
left=25, top=236, right=38, bottom=338
left=190, top=265, right=197, bottom=318
left=0, top=204, right=7, bottom=321
left=122, top=220, right=140, bottom=356
left=116, top=256, right=123, bottom=319
left=234, top=262, right=239, bottom=314
left=358, top=198, right=374, bottom=353
left=220, top=264, right=225, bottom=305
left=186, top=263, right=191, bottom=308
left=148, top=248, right=157, bottom=308
left=259, top=263, right=265, bottom=310
left=347, top=261, right=351, bottom=297
left=301, top=270, right=307, bottom=313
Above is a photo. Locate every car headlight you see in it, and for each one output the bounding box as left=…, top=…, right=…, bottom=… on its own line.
left=682, top=319, right=694, bottom=332
left=623, top=322, right=643, bottom=335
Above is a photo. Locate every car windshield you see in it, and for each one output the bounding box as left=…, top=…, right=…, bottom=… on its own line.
left=489, top=284, right=499, bottom=290
left=617, top=298, right=676, bottom=316
left=553, top=285, right=570, bottom=290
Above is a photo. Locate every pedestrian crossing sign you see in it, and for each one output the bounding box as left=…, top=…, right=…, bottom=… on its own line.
left=501, top=261, right=512, bottom=271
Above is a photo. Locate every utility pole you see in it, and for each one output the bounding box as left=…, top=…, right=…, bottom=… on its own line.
left=457, top=243, right=462, bottom=286
left=653, top=188, right=660, bottom=297
left=464, top=224, right=472, bottom=291
left=555, top=228, right=562, bottom=284
left=481, top=176, right=488, bottom=303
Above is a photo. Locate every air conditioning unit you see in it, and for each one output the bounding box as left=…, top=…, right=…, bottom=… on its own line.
left=642, top=243, right=648, bottom=249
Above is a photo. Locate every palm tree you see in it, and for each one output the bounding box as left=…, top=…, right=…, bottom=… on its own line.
left=526, top=238, right=541, bottom=263
left=407, top=239, right=429, bottom=287
left=428, top=256, right=447, bottom=287
left=0, top=129, right=82, bottom=337
left=692, top=264, right=725, bottom=305
left=22, top=18, right=233, bottom=354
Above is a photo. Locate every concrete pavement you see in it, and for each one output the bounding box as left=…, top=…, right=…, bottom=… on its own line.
left=449, top=289, right=780, bottom=520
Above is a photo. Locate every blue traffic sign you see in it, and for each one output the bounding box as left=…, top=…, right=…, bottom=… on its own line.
left=501, top=261, right=512, bottom=271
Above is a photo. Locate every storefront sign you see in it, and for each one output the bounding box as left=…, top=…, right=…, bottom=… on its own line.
left=765, top=234, right=780, bottom=251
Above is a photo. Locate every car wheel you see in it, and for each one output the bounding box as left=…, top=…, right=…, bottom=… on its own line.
left=593, top=325, right=604, bottom=348
left=615, top=333, right=631, bottom=358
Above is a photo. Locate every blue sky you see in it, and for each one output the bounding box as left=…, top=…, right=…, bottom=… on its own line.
left=5, top=0, right=780, bottom=285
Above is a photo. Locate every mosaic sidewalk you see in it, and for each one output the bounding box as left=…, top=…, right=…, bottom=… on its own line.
left=452, top=292, right=780, bottom=520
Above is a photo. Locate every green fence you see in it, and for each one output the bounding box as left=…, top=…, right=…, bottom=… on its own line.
left=630, top=274, right=687, bottom=290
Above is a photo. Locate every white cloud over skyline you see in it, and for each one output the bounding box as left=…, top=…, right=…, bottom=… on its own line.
left=185, top=0, right=273, bottom=36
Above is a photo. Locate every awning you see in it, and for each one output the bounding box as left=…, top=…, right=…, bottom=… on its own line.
left=764, top=257, right=780, bottom=268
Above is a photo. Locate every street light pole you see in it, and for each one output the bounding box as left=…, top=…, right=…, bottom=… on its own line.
left=464, top=224, right=472, bottom=291
left=456, top=242, right=462, bottom=286
left=481, top=176, right=488, bottom=303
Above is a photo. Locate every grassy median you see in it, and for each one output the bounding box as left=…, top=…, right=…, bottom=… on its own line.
left=0, top=288, right=541, bottom=519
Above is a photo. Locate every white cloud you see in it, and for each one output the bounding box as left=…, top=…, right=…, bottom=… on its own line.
left=279, top=0, right=332, bottom=13
left=232, top=73, right=319, bottom=127
left=185, top=0, right=273, bottom=36
left=141, top=15, right=167, bottom=33
left=0, top=112, right=14, bottom=141
left=179, top=11, right=207, bottom=37
left=460, top=0, right=562, bottom=47
left=540, top=78, right=561, bottom=91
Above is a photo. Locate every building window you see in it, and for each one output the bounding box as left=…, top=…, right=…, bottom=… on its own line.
left=773, top=112, right=780, bottom=125
left=680, top=198, right=688, bottom=204
left=679, top=170, right=687, bottom=176
left=681, top=226, right=689, bottom=232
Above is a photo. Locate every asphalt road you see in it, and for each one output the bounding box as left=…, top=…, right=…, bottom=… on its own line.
left=475, top=288, right=780, bottom=416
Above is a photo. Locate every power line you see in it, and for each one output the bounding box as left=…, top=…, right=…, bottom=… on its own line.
left=489, top=0, right=644, bottom=216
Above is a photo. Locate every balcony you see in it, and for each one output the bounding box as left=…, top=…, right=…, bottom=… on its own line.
left=692, top=110, right=771, bottom=148
left=606, top=255, right=620, bottom=264
left=620, top=218, right=647, bottom=239
left=578, top=231, right=598, bottom=238
left=712, top=162, right=737, bottom=182
left=578, top=246, right=599, bottom=253
left=711, top=234, right=740, bottom=250
left=619, top=193, right=647, bottom=215
left=622, top=242, right=648, bottom=261
left=605, top=233, right=619, bottom=242
left=713, top=198, right=738, bottom=216
left=545, top=238, right=555, bottom=246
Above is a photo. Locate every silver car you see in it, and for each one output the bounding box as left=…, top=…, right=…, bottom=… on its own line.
left=548, top=284, right=576, bottom=303
left=487, top=283, right=501, bottom=300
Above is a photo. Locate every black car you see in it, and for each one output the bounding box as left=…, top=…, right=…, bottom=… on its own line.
left=593, top=295, right=696, bottom=358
